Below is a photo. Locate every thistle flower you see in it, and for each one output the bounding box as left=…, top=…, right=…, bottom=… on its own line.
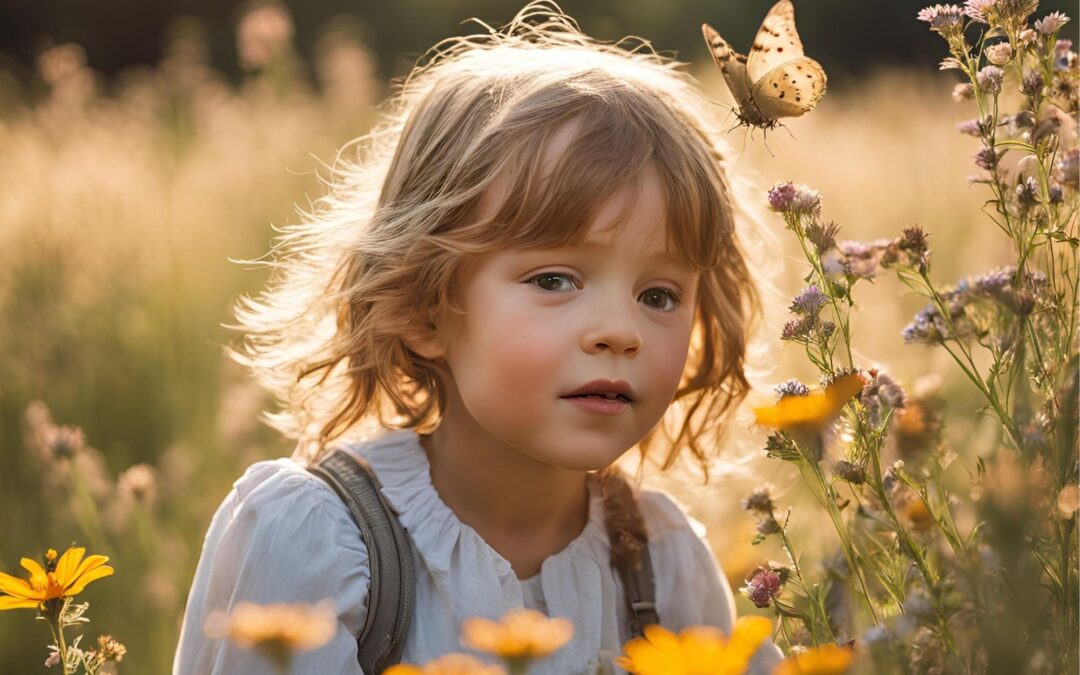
left=956, top=118, right=984, bottom=136
left=917, top=4, right=966, bottom=38
left=775, top=378, right=812, bottom=398
left=742, top=486, right=776, bottom=514
left=741, top=567, right=783, bottom=608
left=768, top=181, right=822, bottom=217
left=1049, top=184, right=1063, bottom=203
left=833, top=460, right=867, bottom=485
left=1035, top=11, right=1070, bottom=35
left=781, top=315, right=817, bottom=342
left=1015, top=175, right=1039, bottom=206
left=805, top=220, right=841, bottom=254
left=882, top=226, right=931, bottom=272
left=790, top=285, right=828, bottom=316
left=461, top=609, right=573, bottom=666
left=902, top=305, right=950, bottom=344
left=614, top=618, right=773, bottom=675
left=974, top=147, right=999, bottom=170
left=976, top=65, right=1004, bottom=94
left=1021, top=70, right=1045, bottom=98
left=952, top=82, right=975, bottom=101
left=984, top=42, right=1012, bottom=65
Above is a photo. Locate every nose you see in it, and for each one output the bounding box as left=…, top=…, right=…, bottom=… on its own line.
left=583, top=297, right=642, bottom=355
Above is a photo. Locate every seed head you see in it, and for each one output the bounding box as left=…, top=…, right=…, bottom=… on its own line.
left=833, top=460, right=867, bottom=484
left=976, top=65, right=1004, bottom=94
left=1021, top=70, right=1045, bottom=97
left=955, top=118, right=984, bottom=136
left=1015, top=175, right=1039, bottom=206
left=741, top=567, right=783, bottom=608
left=984, top=42, right=1013, bottom=65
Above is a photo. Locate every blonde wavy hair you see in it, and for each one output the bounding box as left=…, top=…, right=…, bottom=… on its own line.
left=229, top=0, right=785, bottom=480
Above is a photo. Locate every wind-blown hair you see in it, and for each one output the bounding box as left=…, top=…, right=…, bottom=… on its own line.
left=228, top=0, right=785, bottom=479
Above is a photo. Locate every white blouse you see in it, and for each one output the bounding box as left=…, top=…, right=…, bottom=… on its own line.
left=173, top=429, right=785, bottom=674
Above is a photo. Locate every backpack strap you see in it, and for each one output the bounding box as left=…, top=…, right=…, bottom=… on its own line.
left=615, top=539, right=660, bottom=637
left=599, top=467, right=660, bottom=637
left=308, top=448, right=416, bottom=674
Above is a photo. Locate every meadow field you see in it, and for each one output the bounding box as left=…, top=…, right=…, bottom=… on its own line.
left=0, top=9, right=1073, bottom=673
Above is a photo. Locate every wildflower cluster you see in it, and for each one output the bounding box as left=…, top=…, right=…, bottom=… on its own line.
left=744, top=3, right=1078, bottom=673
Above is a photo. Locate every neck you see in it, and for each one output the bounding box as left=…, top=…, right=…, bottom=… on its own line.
left=418, top=420, right=590, bottom=579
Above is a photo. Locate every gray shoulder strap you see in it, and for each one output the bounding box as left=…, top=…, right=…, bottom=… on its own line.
left=308, top=448, right=416, bottom=673
left=614, top=525, right=659, bottom=637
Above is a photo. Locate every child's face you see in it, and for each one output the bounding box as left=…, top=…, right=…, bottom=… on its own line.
left=418, top=162, right=700, bottom=472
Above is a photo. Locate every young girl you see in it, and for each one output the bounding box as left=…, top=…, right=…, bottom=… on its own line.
left=174, top=2, right=786, bottom=673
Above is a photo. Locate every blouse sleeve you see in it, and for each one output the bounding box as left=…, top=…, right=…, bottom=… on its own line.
left=173, top=458, right=371, bottom=674
left=640, top=489, right=785, bottom=675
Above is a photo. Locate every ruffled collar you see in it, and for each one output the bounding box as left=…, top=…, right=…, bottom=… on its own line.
left=343, top=428, right=609, bottom=580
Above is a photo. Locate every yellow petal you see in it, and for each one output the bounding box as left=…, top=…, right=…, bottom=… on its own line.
left=0, top=571, right=37, bottom=599
left=55, top=547, right=87, bottom=587
left=383, top=667, right=424, bottom=675
left=19, top=557, right=48, bottom=589
left=0, top=595, right=41, bottom=611
left=64, top=565, right=114, bottom=596
left=65, top=554, right=110, bottom=591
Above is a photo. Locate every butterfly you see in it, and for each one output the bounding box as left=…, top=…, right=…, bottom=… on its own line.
left=701, top=0, right=827, bottom=130
left=752, top=372, right=865, bottom=433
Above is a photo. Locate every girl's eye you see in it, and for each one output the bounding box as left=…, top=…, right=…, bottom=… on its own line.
left=525, top=273, right=682, bottom=312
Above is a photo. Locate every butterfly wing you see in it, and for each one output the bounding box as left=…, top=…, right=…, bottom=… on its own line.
left=750, top=56, right=827, bottom=120
left=701, top=23, right=769, bottom=127
left=746, top=0, right=806, bottom=85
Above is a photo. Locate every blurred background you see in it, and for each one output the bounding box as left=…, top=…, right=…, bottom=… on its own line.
left=1, top=0, right=1076, bottom=671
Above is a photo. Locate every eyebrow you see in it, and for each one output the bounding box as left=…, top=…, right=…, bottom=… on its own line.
left=551, top=241, right=688, bottom=268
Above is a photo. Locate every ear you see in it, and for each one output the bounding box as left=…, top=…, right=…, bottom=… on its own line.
left=400, top=313, right=449, bottom=363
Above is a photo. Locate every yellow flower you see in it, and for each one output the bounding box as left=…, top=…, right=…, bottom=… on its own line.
left=203, top=599, right=336, bottom=666
left=0, top=546, right=114, bottom=611
left=772, top=643, right=856, bottom=675
left=753, top=374, right=866, bottom=433
left=614, top=616, right=773, bottom=675
left=901, top=497, right=934, bottom=532
left=385, top=653, right=508, bottom=675
left=460, top=608, right=573, bottom=662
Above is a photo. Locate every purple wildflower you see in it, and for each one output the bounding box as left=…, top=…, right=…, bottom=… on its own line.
left=1050, top=184, right=1063, bottom=203
left=860, top=369, right=908, bottom=426
left=768, top=181, right=822, bottom=217
left=781, top=316, right=816, bottom=342
left=1015, top=175, right=1039, bottom=206
left=902, top=305, right=950, bottom=344
left=956, top=118, right=983, bottom=136
left=976, top=65, right=1004, bottom=93
left=974, top=147, right=999, bottom=170
left=963, top=0, right=994, bottom=22
left=1021, top=70, right=1045, bottom=98
left=775, top=378, right=811, bottom=398
left=952, top=82, right=975, bottom=101
left=1053, top=40, right=1077, bottom=71
left=790, top=285, right=828, bottom=316
left=741, top=567, right=783, bottom=608
left=973, top=265, right=1014, bottom=293
left=741, top=486, right=776, bottom=514
left=917, top=4, right=966, bottom=36
left=1035, top=12, right=1070, bottom=35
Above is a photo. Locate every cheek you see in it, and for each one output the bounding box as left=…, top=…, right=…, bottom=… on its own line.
left=647, top=320, right=695, bottom=398
left=457, top=297, right=569, bottom=401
